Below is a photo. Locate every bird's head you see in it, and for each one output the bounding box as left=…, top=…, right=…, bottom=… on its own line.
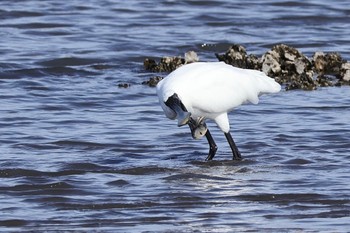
left=191, top=124, right=207, bottom=140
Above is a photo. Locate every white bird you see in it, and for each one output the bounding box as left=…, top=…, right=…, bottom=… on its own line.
left=157, top=61, right=281, bottom=161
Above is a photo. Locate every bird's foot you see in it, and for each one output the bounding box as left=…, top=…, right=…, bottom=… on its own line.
left=233, top=151, right=242, bottom=160
left=205, top=145, right=218, bottom=161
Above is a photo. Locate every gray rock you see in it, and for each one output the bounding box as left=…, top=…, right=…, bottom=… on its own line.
left=341, top=62, right=350, bottom=81
left=184, top=51, right=199, bottom=64
left=261, top=44, right=314, bottom=90
left=144, top=51, right=199, bottom=72
left=143, top=43, right=350, bottom=90
left=261, top=51, right=281, bottom=76
left=142, top=76, right=163, bottom=87
left=312, top=52, right=344, bottom=76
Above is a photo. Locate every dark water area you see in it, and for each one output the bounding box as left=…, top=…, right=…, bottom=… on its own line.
left=1, top=0, right=350, bottom=232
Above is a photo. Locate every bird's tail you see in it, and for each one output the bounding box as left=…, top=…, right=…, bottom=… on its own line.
left=252, top=70, right=281, bottom=94
left=240, top=69, right=281, bottom=105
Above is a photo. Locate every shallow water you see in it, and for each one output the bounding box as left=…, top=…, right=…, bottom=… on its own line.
left=1, top=0, right=350, bottom=232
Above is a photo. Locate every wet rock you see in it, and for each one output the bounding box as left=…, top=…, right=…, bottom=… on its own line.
left=158, top=56, right=184, bottom=72
left=312, top=52, right=349, bottom=86
left=312, top=52, right=344, bottom=76
left=340, top=62, right=350, bottom=81
left=261, top=44, right=315, bottom=90
left=315, top=75, right=334, bottom=87
left=215, top=44, right=247, bottom=68
left=261, top=50, right=281, bottom=75
left=143, top=58, right=159, bottom=72
left=144, top=44, right=350, bottom=90
left=142, top=76, right=163, bottom=87
left=143, top=56, right=184, bottom=72
left=118, top=83, right=130, bottom=88
left=216, top=44, right=320, bottom=90
left=262, top=44, right=313, bottom=77
left=184, top=51, right=199, bottom=64
left=336, top=62, right=350, bottom=86
left=215, top=44, right=261, bottom=69
left=144, top=51, right=199, bottom=72
left=245, top=54, right=262, bottom=70
left=313, top=52, right=327, bottom=74
left=286, top=73, right=317, bottom=91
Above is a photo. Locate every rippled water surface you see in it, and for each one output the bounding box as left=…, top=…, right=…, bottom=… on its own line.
left=1, top=0, right=350, bottom=232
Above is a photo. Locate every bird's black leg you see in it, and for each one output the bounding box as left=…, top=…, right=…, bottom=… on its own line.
left=205, top=129, right=218, bottom=161
left=224, top=132, right=242, bottom=160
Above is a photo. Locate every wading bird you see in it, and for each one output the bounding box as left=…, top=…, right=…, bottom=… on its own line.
left=157, top=62, right=281, bottom=161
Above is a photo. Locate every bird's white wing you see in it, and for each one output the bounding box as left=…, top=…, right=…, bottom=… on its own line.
left=157, top=62, right=281, bottom=123
left=170, top=62, right=280, bottom=114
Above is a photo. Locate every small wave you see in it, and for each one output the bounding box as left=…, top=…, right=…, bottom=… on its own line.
left=0, top=9, right=43, bottom=19
left=3, top=22, right=72, bottom=29
left=0, top=168, right=46, bottom=178
left=0, top=219, right=27, bottom=227
left=0, top=67, right=98, bottom=79
left=37, top=57, right=105, bottom=67
left=106, top=179, right=130, bottom=187
left=0, top=181, right=74, bottom=192
left=49, top=140, right=114, bottom=150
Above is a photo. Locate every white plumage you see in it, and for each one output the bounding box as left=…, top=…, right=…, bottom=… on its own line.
left=156, top=61, right=281, bottom=160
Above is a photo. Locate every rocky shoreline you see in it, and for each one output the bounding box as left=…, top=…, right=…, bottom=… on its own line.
left=120, top=44, right=350, bottom=90
left=215, top=44, right=350, bottom=90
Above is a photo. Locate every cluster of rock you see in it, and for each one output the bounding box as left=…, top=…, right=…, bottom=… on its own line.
left=118, top=44, right=350, bottom=90
left=143, top=51, right=199, bottom=73
left=141, top=76, right=163, bottom=87
left=216, top=44, right=350, bottom=90
left=144, top=56, right=185, bottom=73
left=118, top=51, right=198, bottom=88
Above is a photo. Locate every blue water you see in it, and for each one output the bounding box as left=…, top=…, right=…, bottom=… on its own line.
left=1, top=0, right=350, bottom=232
